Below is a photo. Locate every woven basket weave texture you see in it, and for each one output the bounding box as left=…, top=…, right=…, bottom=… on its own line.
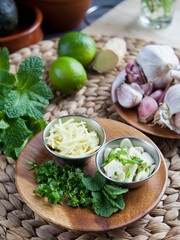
left=0, top=36, right=180, bottom=239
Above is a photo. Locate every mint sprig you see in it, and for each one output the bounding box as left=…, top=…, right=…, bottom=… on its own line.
left=0, top=47, right=53, bottom=159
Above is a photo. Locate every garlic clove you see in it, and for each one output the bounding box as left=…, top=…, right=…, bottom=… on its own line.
left=140, top=82, right=153, bottom=96
left=117, top=83, right=143, bottom=108
left=138, top=96, right=158, bottom=123
left=136, top=44, right=179, bottom=88
left=170, top=69, right=180, bottom=81
left=164, top=84, right=180, bottom=117
left=153, top=84, right=180, bottom=134
left=153, top=103, right=180, bottom=134
left=125, top=60, right=147, bottom=85
left=158, top=81, right=174, bottom=105
left=130, top=82, right=144, bottom=95
left=150, top=89, right=164, bottom=102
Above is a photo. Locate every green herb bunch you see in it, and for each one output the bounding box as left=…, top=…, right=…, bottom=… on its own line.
left=142, top=0, right=175, bottom=17
left=0, top=48, right=53, bottom=160
left=28, top=160, right=128, bottom=218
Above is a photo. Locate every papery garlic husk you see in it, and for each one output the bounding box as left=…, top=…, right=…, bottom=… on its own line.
left=136, top=44, right=179, bottom=89
left=153, top=84, right=180, bottom=133
left=117, top=83, right=143, bottom=108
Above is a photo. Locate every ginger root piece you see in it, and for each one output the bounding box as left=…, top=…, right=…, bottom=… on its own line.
left=92, top=38, right=127, bottom=73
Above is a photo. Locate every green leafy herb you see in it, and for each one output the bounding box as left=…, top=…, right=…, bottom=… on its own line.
left=92, top=191, right=118, bottom=218
left=0, top=47, right=53, bottom=159
left=101, top=149, right=143, bottom=168
left=82, top=171, right=106, bottom=191
left=137, top=162, right=147, bottom=173
left=124, top=167, right=131, bottom=182
left=104, top=184, right=128, bottom=195
left=28, top=161, right=128, bottom=217
left=0, top=48, right=10, bottom=71
left=101, top=148, right=128, bottom=167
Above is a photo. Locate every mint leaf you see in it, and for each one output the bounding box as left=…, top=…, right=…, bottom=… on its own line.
left=3, top=118, right=31, bottom=148
left=92, top=191, right=118, bottom=217
left=0, top=119, right=9, bottom=129
left=27, top=81, right=53, bottom=104
left=0, top=48, right=10, bottom=71
left=26, top=100, right=45, bottom=120
left=104, top=184, right=128, bottom=197
left=5, top=146, right=17, bottom=160
left=82, top=171, right=106, bottom=191
left=0, top=69, right=16, bottom=86
left=14, top=137, right=30, bottom=159
left=16, top=56, right=44, bottom=89
left=5, top=90, right=28, bottom=118
left=26, top=118, right=47, bottom=136
left=102, top=189, right=125, bottom=210
left=0, top=111, right=9, bottom=130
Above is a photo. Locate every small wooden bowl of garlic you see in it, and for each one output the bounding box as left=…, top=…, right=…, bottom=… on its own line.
left=96, top=137, right=161, bottom=189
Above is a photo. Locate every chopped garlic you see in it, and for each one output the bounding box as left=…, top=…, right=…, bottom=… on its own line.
left=102, top=138, right=156, bottom=182
left=46, top=119, right=100, bottom=157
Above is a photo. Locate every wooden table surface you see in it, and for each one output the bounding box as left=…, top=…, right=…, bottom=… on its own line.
left=83, top=0, right=180, bottom=48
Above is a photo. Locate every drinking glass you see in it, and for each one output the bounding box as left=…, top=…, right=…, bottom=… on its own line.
left=140, top=0, right=176, bottom=29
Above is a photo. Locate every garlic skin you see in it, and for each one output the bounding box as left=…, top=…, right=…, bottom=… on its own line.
left=136, top=45, right=179, bottom=89
left=117, top=83, right=143, bottom=109
left=153, top=84, right=180, bottom=133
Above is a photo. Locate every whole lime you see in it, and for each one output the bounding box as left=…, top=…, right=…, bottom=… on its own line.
left=57, top=32, right=97, bottom=67
left=49, top=56, right=87, bottom=95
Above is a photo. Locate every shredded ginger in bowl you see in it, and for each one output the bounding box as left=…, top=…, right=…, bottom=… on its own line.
left=46, top=118, right=100, bottom=157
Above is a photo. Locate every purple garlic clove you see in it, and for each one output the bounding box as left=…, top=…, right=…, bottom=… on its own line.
left=125, top=60, right=147, bottom=85
left=149, top=89, right=164, bottom=102
left=138, top=96, right=158, bottom=123
left=117, top=83, right=143, bottom=109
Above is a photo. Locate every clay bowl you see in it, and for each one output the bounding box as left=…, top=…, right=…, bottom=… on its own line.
left=0, top=2, right=43, bottom=53
left=26, top=0, right=92, bottom=32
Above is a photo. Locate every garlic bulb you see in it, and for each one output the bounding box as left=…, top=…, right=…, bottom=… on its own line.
left=136, top=45, right=179, bottom=89
left=117, top=83, right=143, bottom=108
left=153, top=84, right=180, bottom=133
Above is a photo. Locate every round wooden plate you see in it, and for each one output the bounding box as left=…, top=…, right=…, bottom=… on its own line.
left=15, top=118, right=167, bottom=232
left=111, top=70, right=180, bottom=139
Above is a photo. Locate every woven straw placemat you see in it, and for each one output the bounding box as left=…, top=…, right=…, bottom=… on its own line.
left=1, top=35, right=180, bottom=240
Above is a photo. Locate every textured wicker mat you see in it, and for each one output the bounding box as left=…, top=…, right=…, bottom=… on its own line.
left=1, top=35, right=180, bottom=240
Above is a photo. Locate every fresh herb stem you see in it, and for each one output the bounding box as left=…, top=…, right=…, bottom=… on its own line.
left=142, top=0, right=175, bottom=18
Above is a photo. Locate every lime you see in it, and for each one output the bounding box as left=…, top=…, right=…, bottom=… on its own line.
left=57, top=32, right=97, bottom=67
left=49, top=56, right=87, bottom=95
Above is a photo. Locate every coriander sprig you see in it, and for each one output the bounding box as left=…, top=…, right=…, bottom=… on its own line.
left=28, top=160, right=128, bottom=218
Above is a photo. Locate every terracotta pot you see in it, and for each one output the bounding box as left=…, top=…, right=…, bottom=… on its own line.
left=26, top=0, right=92, bottom=32
left=0, top=2, right=43, bottom=53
